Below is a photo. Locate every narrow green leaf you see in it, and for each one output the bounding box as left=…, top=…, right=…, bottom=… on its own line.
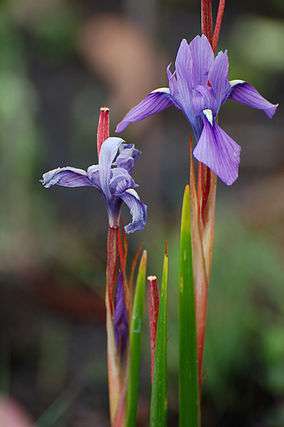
left=150, top=250, right=168, bottom=427
left=125, top=250, right=147, bottom=427
left=179, top=185, right=200, bottom=427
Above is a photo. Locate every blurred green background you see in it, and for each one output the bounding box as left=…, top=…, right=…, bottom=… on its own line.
left=0, top=0, right=283, bottom=426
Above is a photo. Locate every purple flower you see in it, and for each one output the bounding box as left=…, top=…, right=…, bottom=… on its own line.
left=114, top=272, right=129, bottom=357
left=116, top=35, right=278, bottom=185
left=41, top=137, right=147, bottom=233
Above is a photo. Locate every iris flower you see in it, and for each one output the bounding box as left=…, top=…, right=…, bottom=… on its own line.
left=41, top=137, right=147, bottom=233
left=116, top=35, right=278, bottom=185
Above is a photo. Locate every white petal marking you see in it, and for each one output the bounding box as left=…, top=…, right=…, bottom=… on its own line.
left=230, top=79, right=245, bottom=87
left=203, top=109, right=213, bottom=125
left=151, top=87, right=170, bottom=94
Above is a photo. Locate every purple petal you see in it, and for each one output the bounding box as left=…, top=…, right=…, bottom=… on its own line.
left=188, top=35, right=214, bottom=86
left=114, top=272, right=129, bottom=357
left=120, top=189, right=147, bottom=233
left=167, top=64, right=180, bottom=105
left=115, top=88, right=173, bottom=133
left=115, top=143, right=141, bottom=171
left=86, top=164, right=100, bottom=187
left=193, top=112, right=241, bottom=185
left=174, top=39, right=193, bottom=87
left=110, top=167, right=137, bottom=195
left=208, top=50, right=230, bottom=110
left=99, top=137, right=125, bottom=199
left=41, top=167, right=92, bottom=188
left=229, top=81, right=278, bottom=118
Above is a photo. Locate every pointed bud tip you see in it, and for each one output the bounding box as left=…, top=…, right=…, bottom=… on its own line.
left=164, top=240, right=168, bottom=257
left=147, top=275, right=157, bottom=282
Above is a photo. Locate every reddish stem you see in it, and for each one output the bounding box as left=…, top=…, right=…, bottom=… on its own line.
left=201, top=0, right=213, bottom=42
left=201, top=166, right=211, bottom=224
left=97, top=107, right=110, bottom=156
left=106, top=227, right=118, bottom=316
left=116, top=227, right=131, bottom=316
left=147, top=275, right=160, bottom=382
left=117, top=228, right=127, bottom=274
left=212, top=0, right=226, bottom=52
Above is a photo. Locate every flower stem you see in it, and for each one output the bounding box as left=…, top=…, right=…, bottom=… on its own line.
left=212, top=0, right=226, bottom=52
left=106, top=226, right=123, bottom=425
left=201, top=0, right=213, bottom=42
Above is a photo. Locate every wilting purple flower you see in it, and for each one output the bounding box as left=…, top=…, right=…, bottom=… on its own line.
left=116, top=35, right=278, bottom=185
left=114, top=272, right=129, bottom=356
left=41, top=137, right=147, bottom=233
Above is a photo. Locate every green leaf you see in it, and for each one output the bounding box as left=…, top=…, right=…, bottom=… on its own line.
left=179, top=185, right=200, bottom=427
left=125, top=250, right=147, bottom=427
left=150, top=250, right=168, bottom=427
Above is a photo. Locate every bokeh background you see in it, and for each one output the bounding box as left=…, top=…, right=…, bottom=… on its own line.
left=0, top=0, right=283, bottom=426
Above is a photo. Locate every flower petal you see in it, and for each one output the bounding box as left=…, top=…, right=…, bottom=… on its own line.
left=115, top=88, right=173, bottom=133
left=167, top=64, right=181, bottom=106
left=115, top=143, right=141, bottom=171
left=99, top=137, right=125, bottom=199
left=41, top=167, right=92, bottom=188
left=208, top=50, right=230, bottom=110
left=229, top=81, right=278, bottom=118
left=120, top=189, right=147, bottom=233
left=193, top=111, right=241, bottom=185
left=110, top=167, right=137, bottom=195
left=189, top=35, right=214, bottom=86
left=87, top=164, right=100, bottom=187
left=174, top=39, right=193, bottom=87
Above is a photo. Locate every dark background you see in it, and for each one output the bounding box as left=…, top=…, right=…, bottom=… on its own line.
left=0, top=0, right=283, bottom=425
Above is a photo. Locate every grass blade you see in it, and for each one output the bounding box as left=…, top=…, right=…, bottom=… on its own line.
left=150, top=249, right=168, bottom=427
left=125, top=250, right=147, bottom=427
left=179, top=185, right=200, bottom=427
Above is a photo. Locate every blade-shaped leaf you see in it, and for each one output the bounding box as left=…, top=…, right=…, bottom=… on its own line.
left=179, top=185, right=200, bottom=427
left=150, top=250, right=168, bottom=427
left=125, top=250, right=147, bottom=427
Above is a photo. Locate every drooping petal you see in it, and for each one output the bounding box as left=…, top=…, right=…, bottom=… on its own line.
left=110, top=167, right=137, bottom=195
left=193, top=111, right=241, bottom=185
left=115, top=143, right=141, bottom=171
left=208, top=50, right=230, bottom=110
left=120, top=189, right=147, bottom=233
left=99, top=137, right=125, bottom=199
left=229, top=81, right=278, bottom=118
left=41, top=167, right=93, bottom=188
left=115, top=88, right=173, bottom=133
left=188, top=35, right=214, bottom=86
left=87, top=164, right=100, bottom=187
